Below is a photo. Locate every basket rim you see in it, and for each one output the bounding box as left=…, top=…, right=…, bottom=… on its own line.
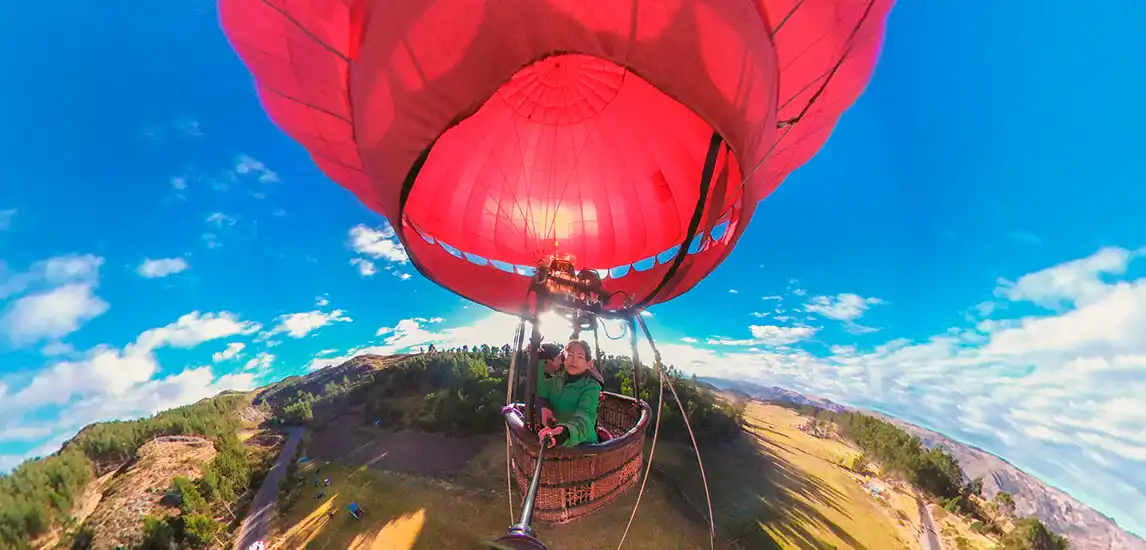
left=503, top=392, right=651, bottom=458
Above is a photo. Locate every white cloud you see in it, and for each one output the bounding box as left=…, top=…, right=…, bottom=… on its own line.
left=350, top=258, right=377, bottom=277
left=0, top=310, right=261, bottom=466
left=1009, top=231, right=1042, bottom=245
left=212, top=342, right=246, bottom=362
left=136, top=257, right=189, bottom=278
left=349, top=224, right=408, bottom=264
left=266, top=309, right=352, bottom=339
left=0, top=254, right=103, bottom=299
left=3, top=311, right=256, bottom=416
left=234, top=154, right=280, bottom=183
left=998, top=246, right=1138, bottom=309
left=41, top=341, right=76, bottom=357
left=316, top=295, right=330, bottom=307
left=803, top=293, right=884, bottom=322
left=1, top=284, right=109, bottom=345
left=729, top=289, right=739, bottom=294
left=171, top=177, right=187, bottom=191
left=173, top=117, right=203, bottom=138
left=206, top=212, right=237, bottom=229
left=243, top=352, right=275, bottom=372
left=0, top=424, right=54, bottom=443
left=749, top=325, right=817, bottom=345
left=0, top=209, right=16, bottom=230
left=133, top=311, right=260, bottom=353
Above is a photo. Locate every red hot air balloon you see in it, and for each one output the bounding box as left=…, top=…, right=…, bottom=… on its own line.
left=219, top=0, right=893, bottom=315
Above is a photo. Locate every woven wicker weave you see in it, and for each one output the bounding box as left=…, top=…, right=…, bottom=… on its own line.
left=506, top=392, right=651, bottom=524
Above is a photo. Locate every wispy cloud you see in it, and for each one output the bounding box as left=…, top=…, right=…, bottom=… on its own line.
left=136, top=257, right=189, bottom=279
left=349, top=224, right=408, bottom=264
left=0, top=310, right=260, bottom=450
left=212, top=342, right=246, bottom=363
left=348, top=223, right=411, bottom=280
left=0, top=255, right=109, bottom=346
left=264, top=309, right=352, bottom=339
left=234, top=154, right=279, bottom=184
left=0, top=209, right=16, bottom=230
left=173, top=116, right=203, bottom=138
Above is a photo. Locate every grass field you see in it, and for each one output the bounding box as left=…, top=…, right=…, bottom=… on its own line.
left=656, top=400, right=924, bottom=549
left=267, top=400, right=952, bottom=550
left=268, top=460, right=720, bottom=549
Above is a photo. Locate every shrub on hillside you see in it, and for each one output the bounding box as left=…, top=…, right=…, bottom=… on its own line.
left=171, top=476, right=207, bottom=514
left=181, top=514, right=219, bottom=548
left=999, top=517, right=1069, bottom=550
left=139, top=514, right=175, bottom=550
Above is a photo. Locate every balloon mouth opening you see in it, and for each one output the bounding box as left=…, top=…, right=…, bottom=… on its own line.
left=402, top=214, right=737, bottom=282
left=401, top=52, right=745, bottom=279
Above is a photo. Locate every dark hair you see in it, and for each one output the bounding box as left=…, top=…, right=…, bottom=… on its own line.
left=538, top=343, right=563, bottom=360
left=566, top=340, right=593, bottom=361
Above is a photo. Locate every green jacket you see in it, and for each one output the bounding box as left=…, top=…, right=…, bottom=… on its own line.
left=536, top=362, right=601, bottom=447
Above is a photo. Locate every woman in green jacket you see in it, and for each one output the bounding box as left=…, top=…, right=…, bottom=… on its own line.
left=536, top=340, right=602, bottom=448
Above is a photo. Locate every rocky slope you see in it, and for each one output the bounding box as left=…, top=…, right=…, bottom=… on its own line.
left=702, top=377, right=1146, bottom=550
left=891, top=420, right=1146, bottom=550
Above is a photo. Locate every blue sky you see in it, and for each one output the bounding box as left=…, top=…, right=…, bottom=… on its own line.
left=2, top=0, right=1145, bottom=538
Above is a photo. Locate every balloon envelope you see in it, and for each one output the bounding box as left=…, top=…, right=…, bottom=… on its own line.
left=219, top=0, right=893, bottom=313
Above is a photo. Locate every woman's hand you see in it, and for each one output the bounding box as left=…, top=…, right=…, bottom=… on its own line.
left=541, top=407, right=556, bottom=428
left=538, top=425, right=564, bottom=448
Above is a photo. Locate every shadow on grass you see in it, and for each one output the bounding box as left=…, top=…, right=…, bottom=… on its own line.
left=272, top=461, right=502, bottom=550
left=657, top=415, right=870, bottom=550
left=307, top=419, right=486, bottom=476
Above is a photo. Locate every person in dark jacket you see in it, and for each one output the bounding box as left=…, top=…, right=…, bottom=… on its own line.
left=536, top=340, right=602, bottom=448
left=539, top=342, right=564, bottom=378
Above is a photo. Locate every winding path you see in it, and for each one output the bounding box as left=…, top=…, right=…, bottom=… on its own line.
left=233, top=426, right=305, bottom=550
left=917, top=493, right=943, bottom=550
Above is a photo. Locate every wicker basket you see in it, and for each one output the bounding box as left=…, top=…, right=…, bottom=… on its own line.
left=504, top=392, right=651, bottom=524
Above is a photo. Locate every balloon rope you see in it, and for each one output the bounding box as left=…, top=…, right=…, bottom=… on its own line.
left=616, top=336, right=665, bottom=550
left=504, top=316, right=527, bottom=523
left=740, top=0, right=879, bottom=187
left=637, top=315, right=716, bottom=550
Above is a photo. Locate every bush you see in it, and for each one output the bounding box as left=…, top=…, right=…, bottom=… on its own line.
left=139, top=515, right=174, bottom=550
left=999, top=517, right=1069, bottom=550
left=182, top=514, right=219, bottom=548
left=171, top=476, right=207, bottom=514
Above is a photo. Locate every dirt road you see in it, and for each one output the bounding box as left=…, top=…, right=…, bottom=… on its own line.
left=233, top=426, right=305, bottom=550
left=917, top=494, right=943, bottom=550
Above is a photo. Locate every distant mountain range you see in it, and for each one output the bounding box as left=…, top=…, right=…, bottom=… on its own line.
left=699, top=377, right=850, bottom=413
left=700, top=377, right=1146, bottom=550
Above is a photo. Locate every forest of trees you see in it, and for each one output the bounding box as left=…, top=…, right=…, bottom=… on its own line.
left=0, top=394, right=247, bottom=549
left=264, top=346, right=745, bottom=447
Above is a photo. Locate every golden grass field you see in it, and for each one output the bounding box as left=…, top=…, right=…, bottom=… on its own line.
left=656, top=400, right=927, bottom=549
left=265, top=399, right=975, bottom=549
left=266, top=460, right=717, bottom=550
left=932, top=502, right=999, bottom=550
